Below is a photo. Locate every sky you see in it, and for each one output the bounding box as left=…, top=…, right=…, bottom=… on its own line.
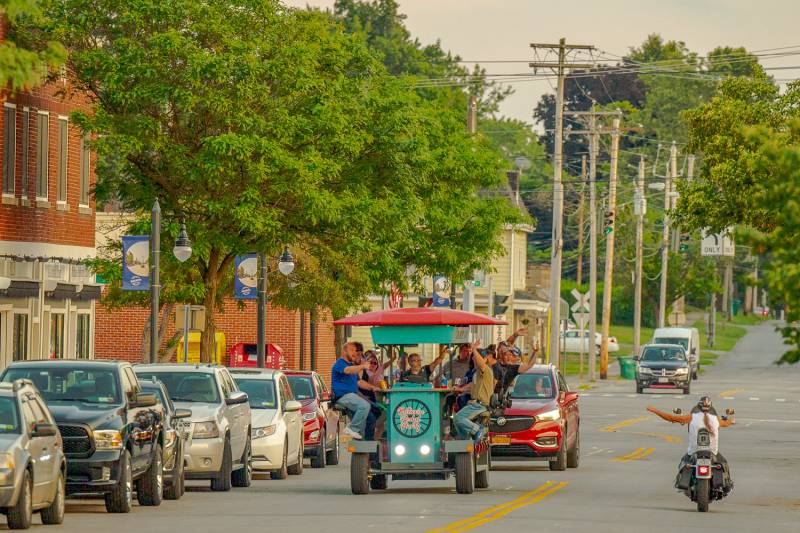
left=282, top=0, right=800, bottom=125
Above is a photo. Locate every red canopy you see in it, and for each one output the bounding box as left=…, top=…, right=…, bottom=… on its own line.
left=333, top=307, right=507, bottom=327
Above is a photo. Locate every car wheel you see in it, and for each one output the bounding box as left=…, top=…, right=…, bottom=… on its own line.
left=549, top=435, right=567, bottom=471
left=288, top=433, right=304, bottom=475
left=683, top=382, right=691, bottom=395
left=350, top=453, right=370, bottom=495
left=105, top=449, right=133, bottom=513
left=164, top=448, right=184, bottom=500
left=567, top=428, right=580, bottom=469
left=311, top=430, right=326, bottom=469
left=7, top=468, right=33, bottom=529
left=692, top=369, right=698, bottom=380
left=210, top=438, right=233, bottom=491
left=455, top=452, right=475, bottom=494
left=271, top=439, right=289, bottom=480
left=232, top=436, right=252, bottom=487
left=137, top=443, right=164, bottom=506
left=41, top=468, right=65, bottom=525
left=636, top=382, right=643, bottom=394
left=325, top=429, right=340, bottom=466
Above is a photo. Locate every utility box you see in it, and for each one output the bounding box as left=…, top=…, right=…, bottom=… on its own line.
left=176, top=331, right=226, bottom=364
left=228, top=342, right=284, bottom=369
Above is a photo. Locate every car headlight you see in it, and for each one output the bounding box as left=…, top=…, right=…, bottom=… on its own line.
left=536, top=409, right=561, bottom=422
left=675, top=368, right=689, bottom=375
left=192, top=421, right=220, bottom=440
left=0, top=452, right=14, bottom=470
left=638, top=367, right=652, bottom=374
left=252, top=425, right=277, bottom=439
left=164, top=429, right=178, bottom=449
left=302, top=412, right=317, bottom=422
left=93, top=430, right=123, bottom=450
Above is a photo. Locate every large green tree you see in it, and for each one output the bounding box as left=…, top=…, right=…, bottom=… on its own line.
left=0, top=0, right=64, bottom=90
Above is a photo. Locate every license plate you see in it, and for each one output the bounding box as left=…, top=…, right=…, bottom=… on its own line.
left=492, top=435, right=511, bottom=445
left=179, top=421, right=192, bottom=438
left=658, top=377, right=669, bottom=383
left=696, top=458, right=712, bottom=466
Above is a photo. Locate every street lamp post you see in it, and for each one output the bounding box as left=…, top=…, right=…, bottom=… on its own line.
left=149, top=201, right=192, bottom=364
left=256, top=246, right=295, bottom=368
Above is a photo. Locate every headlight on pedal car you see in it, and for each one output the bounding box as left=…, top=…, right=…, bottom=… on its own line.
left=93, top=430, right=123, bottom=450
left=252, top=425, right=277, bottom=439
left=536, top=409, right=561, bottom=422
left=192, top=421, right=220, bottom=440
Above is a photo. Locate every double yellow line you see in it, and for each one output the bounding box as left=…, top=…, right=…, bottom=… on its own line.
left=613, top=447, right=654, bottom=462
left=600, top=416, right=650, bottom=433
left=426, top=481, right=568, bottom=533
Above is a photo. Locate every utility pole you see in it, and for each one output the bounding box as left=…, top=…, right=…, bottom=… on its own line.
left=530, top=39, right=593, bottom=371
left=576, top=155, right=586, bottom=286
left=633, top=156, right=646, bottom=357
left=722, top=259, right=732, bottom=320
left=458, top=95, right=479, bottom=311
left=257, top=252, right=267, bottom=368
left=599, top=117, right=621, bottom=379
left=658, top=142, right=677, bottom=328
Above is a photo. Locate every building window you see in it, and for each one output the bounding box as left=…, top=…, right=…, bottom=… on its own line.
left=36, top=112, right=49, bottom=199
left=57, top=117, right=68, bottom=203
left=13, top=314, right=28, bottom=362
left=2, top=105, right=16, bottom=195
left=22, top=108, right=29, bottom=197
left=79, top=134, right=90, bottom=206
left=50, top=313, right=65, bottom=359
left=76, top=314, right=90, bottom=359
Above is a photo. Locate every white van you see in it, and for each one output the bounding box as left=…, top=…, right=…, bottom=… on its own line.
left=651, top=327, right=700, bottom=380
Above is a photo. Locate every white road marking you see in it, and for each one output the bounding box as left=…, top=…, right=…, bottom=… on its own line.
left=586, top=448, right=608, bottom=456
left=723, top=397, right=735, bottom=400
left=776, top=398, right=786, bottom=402
left=749, top=397, right=760, bottom=401
left=602, top=394, right=614, bottom=397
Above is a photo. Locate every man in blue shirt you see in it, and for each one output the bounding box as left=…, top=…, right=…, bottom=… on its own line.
left=332, top=342, right=380, bottom=440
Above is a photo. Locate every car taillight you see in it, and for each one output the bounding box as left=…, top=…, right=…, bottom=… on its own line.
left=698, top=465, right=710, bottom=476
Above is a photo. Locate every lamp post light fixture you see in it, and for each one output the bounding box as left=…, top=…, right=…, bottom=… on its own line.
left=257, top=246, right=295, bottom=368
left=150, top=201, right=193, bottom=364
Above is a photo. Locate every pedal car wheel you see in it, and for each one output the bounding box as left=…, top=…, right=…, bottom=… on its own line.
left=351, top=453, right=370, bottom=495
left=455, top=452, right=475, bottom=494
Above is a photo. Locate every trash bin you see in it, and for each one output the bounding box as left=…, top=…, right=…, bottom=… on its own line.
left=618, top=356, right=637, bottom=380
left=732, top=299, right=741, bottom=316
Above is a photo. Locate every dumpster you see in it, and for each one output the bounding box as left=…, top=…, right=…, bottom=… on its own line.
left=228, top=342, right=284, bottom=369
left=618, top=356, right=637, bottom=380
left=176, top=331, right=226, bottom=364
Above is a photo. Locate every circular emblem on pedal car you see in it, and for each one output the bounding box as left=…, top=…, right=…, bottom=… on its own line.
left=392, top=399, right=432, bottom=438
left=496, top=417, right=507, bottom=426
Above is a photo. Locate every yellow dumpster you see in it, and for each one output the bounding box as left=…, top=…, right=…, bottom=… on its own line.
left=176, top=331, right=226, bottom=364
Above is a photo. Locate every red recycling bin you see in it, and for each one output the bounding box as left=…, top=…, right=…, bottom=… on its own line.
left=228, top=342, right=284, bottom=369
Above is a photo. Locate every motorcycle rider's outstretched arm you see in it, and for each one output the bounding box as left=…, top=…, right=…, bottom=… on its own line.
left=647, top=406, right=692, bottom=425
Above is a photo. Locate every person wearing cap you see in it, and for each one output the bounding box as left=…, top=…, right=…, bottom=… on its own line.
left=452, top=339, right=497, bottom=443
left=647, top=396, right=735, bottom=492
left=495, top=328, right=537, bottom=395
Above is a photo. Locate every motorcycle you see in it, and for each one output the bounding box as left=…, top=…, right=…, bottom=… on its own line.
left=674, top=407, right=734, bottom=512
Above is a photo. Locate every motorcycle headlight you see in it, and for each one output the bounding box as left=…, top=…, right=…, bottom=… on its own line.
left=93, top=430, right=123, bottom=450
left=192, top=421, right=220, bottom=440
left=302, top=412, right=317, bottom=422
left=252, top=425, right=277, bottom=439
left=536, top=408, right=561, bottom=422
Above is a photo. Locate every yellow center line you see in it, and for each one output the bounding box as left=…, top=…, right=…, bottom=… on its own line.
left=625, top=430, right=684, bottom=444
left=427, top=482, right=555, bottom=533
left=600, top=415, right=650, bottom=433
left=429, top=482, right=569, bottom=533
left=719, top=388, right=744, bottom=398
left=613, top=447, right=654, bottom=462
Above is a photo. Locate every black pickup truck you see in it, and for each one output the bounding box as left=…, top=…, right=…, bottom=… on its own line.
left=1, top=360, right=165, bottom=513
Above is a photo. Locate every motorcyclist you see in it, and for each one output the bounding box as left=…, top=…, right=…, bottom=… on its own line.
left=647, top=396, right=735, bottom=493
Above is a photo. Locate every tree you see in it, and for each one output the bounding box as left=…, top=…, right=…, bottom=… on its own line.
left=36, top=0, right=520, bottom=360
left=0, top=0, right=64, bottom=91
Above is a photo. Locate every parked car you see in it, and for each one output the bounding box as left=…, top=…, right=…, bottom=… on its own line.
left=283, top=370, right=340, bottom=468
left=559, top=330, right=619, bottom=353
left=230, top=369, right=303, bottom=479
left=135, top=364, right=252, bottom=491
left=652, top=327, right=701, bottom=379
left=489, top=364, right=580, bottom=471
left=0, top=380, right=66, bottom=529
left=1, top=361, right=164, bottom=513
left=635, top=344, right=691, bottom=394
left=139, top=378, right=192, bottom=500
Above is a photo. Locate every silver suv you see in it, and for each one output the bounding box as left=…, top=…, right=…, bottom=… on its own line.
left=0, top=380, right=66, bottom=530
left=135, top=365, right=252, bottom=491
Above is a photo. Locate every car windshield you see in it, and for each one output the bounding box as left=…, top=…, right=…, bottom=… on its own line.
left=510, top=374, right=556, bottom=399
left=287, top=376, right=314, bottom=401
left=136, top=372, right=219, bottom=403
left=2, top=368, right=121, bottom=405
left=642, top=347, right=686, bottom=362
left=654, top=337, right=689, bottom=350
left=0, top=397, right=20, bottom=434
left=234, top=379, right=276, bottom=409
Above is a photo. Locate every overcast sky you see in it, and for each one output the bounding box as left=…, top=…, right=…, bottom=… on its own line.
left=283, top=0, right=800, bottom=125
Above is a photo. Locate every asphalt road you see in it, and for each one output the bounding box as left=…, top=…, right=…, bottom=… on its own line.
left=11, top=322, right=800, bottom=532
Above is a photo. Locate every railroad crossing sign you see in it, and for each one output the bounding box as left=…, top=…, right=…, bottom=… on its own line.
left=572, top=311, right=591, bottom=330
left=570, top=289, right=590, bottom=312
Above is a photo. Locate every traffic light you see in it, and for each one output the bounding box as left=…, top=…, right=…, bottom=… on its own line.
left=604, top=210, right=615, bottom=235
left=493, top=294, right=510, bottom=315
left=679, top=233, right=690, bottom=253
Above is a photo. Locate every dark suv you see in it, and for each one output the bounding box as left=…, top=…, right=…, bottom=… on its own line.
left=1, top=361, right=165, bottom=513
left=635, top=344, right=691, bottom=394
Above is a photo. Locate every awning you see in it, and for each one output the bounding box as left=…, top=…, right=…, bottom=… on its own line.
left=513, top=290, right=550, bottom=314
left=3, top=280, right=40, bottom=298
left=47, top=282, right=79, bottom=300
left=75, top=284, right=102, bottom=301
left=334, top=307, right=507, bottom=327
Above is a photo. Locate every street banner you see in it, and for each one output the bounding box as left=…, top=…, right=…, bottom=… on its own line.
left=432, top=275, right=451, bottom=307
left=122, top=235, right=150, bottom=291
left=234, top=254, right=258, bottom=299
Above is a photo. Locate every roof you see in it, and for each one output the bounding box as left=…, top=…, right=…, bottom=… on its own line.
left=135, top=363, right=223, bottom=373
left=7, top=359, right=128, bottom=369
left=229, top=368, right=280, bottom=379
left=643, top=343, right=686, bottom=350
left=523, top=364, right=556, bottom=375
left=334, top=307, right=507, bottom=327
left=282, top=370, right=315, bottom=376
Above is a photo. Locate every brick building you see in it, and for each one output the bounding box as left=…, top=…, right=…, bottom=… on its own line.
left=0, top=26, right=100, bottom=368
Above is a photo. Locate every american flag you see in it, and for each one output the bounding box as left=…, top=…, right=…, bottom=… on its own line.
left=389, top=282, right=403, bottom=309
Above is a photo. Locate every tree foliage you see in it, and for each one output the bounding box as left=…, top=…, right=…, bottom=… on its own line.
left=0, top=0, right=64, bottom=91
